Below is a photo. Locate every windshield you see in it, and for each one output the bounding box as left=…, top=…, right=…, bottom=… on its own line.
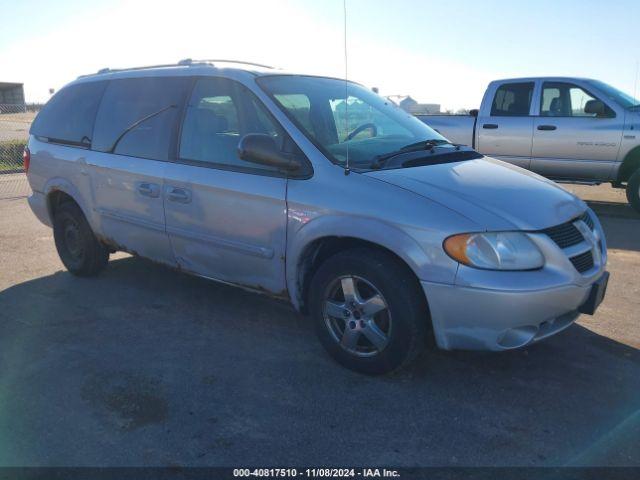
left=586, top=80, right=640, bottom=109
left=257, top=75, right=448, bottom=170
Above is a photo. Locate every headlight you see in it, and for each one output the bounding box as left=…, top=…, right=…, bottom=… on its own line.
left=444, top=232, right=544, bottom=270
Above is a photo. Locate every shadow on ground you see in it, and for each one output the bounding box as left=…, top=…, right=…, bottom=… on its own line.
left=587, top=199, right=640, bottom=220
left=0, top=256, right=638, bottom=467
left=586, top=201, right=640, bottom=252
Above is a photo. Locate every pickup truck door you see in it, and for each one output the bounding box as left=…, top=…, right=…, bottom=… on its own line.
left=163, top=77, right=288, bottom=295
left=531, top=81, right=623, bottom=181
left=476, top=81, right=535, bottom=169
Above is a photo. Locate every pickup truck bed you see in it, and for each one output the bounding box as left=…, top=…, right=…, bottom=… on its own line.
left=416, top=115, right=476, bottom=148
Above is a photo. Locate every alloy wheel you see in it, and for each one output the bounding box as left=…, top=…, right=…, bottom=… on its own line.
left=322, top=275, right=392, bottom=357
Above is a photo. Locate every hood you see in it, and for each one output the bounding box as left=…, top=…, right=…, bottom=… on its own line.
left=365, top=157, right=586, bottom=231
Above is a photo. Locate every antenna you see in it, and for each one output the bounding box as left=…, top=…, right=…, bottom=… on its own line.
left=343, top=0, right=350, bottom=175
left=634, top=60, right=639, bottom=102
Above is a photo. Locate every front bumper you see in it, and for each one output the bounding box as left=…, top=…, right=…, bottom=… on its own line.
left=422, top=207, right=608, bottom=351
left=421, top=275, right=605, bottom=351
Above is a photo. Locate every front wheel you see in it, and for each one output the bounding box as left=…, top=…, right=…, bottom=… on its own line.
left=626, top=169, right=640, bottom=214
left=309, top=248, right=428, bottom=375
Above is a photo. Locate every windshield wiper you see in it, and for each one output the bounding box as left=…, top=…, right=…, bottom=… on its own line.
left=370, top=139, right=458, bottom=169
left=108, top=104, right=177, bottom=153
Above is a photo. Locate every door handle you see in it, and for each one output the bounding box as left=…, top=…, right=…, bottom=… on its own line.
left=483, top=124, right=499, bottom=129
left=137, top=182, right=160, bottom=198
left=166, top=187, right=192, bottom=204
left=537, top=125, right=557, bottom=131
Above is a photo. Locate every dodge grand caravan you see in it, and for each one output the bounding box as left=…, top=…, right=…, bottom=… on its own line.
left=26, top=60, right=609, bottom=374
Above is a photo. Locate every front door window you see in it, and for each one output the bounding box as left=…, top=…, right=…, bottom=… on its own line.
left=540, top=82, right=613, bottom=117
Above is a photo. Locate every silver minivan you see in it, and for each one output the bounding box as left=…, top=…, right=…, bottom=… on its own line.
left=26, top=60, right=609, bottom=374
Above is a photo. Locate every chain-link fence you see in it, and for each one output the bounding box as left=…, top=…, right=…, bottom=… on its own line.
left=0, top=104, right=38, bottom=199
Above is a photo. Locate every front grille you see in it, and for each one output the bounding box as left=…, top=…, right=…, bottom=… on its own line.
left=541, top=212, right=597, bottom=274
left=570, top=250, right=595, bottom=273
left=542, top=212, right=594, bottom=249
left=581, top=211, right=594, bottom=230
left=542, top=221, right=584, bottom=248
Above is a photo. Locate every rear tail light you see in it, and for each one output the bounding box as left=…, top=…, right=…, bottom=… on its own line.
left=23, top=147, right=30, bottom=173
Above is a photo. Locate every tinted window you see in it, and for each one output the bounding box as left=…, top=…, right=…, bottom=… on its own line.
left=179, top=78, right=284, bottom=172
left=491, top=82, right=534, bottom=116
left=541, top=82, right=613, bottom=117
left=30, top=81, right=107, bottom=146
left=92, top=77, right=190, bottom=160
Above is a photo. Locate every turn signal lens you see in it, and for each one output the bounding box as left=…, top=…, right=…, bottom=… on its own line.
left=443, top=234, right=472, bottom=265
left=444, top=232, right=544, bottom=271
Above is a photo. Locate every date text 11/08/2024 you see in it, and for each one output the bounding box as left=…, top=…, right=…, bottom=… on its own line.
left=232, top=468, right=401, bottom=477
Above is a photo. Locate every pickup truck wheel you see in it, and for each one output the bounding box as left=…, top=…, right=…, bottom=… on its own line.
left=626, top=169, right=640, bottom=213
left=309, top=248, right=427, bottom=375
left=53, top=202, right=109, bottom=276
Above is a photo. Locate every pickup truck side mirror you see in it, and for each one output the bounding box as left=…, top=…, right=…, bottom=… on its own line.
left=237, top=134, right=301, bottom=171
left=584, top=99, right=607, bottom=117
left=469, top=109, right=479, bottom=117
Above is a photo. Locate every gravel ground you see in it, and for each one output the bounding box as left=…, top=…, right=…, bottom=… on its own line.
left=0, top=112, right=34, bottom=142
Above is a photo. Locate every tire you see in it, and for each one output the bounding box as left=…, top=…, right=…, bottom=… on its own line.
left=626, top=169, right=640, bottom=214
left=53, top=201, right=109, bottom=276
left=309, top=248, right=428, bottom=375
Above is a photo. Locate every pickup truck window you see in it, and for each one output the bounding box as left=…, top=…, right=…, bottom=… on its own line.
left=540, top=82, right=612, bottom=117
left=586, top=80, right=640, bottom=110
left=490, top=82, right=534, bottom=116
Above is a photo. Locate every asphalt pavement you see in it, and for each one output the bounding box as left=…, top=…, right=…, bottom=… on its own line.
left=0, top=184, right=638, bottom=467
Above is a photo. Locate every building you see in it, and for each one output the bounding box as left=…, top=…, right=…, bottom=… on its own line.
left=407, top=103, right=441, bottom=115
left=387, top=95, right=417, bottom=111
left=0, top=82, right=25, bottom=107
left=387, top=95, right=440, bottom=115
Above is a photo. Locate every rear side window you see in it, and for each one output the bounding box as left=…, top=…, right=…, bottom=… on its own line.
left=92, top=77, right=190, bottom=160
left=491, top=82, right=534, bottom=116
left=30, top=81, right=107, bottom=146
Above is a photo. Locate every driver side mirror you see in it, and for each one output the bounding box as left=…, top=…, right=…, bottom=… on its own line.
left=237, top=134, right=301, bottom=171
left=584, top=99, right=607, bottom=117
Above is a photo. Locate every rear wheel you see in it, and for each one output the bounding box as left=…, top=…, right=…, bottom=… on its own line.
left=309, top=248, right=428, bottom=375
left=626, top=169, right=640, bottom=213
left=53, top=201, right=109, bottom=276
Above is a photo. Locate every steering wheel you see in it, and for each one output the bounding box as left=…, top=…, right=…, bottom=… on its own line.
left=345, top=123, right=378, bottom=141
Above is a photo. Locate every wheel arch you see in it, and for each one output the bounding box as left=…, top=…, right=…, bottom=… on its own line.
left=296, top=236, right=429, bottom=313
left=617, top=145, right=640, bottom=182
left=43, top=177, right=91, bottom=224
left=287, top=217, right=435, bottom=314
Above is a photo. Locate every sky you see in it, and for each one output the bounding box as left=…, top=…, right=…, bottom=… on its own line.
left=1, top=0, right=639, bottom=110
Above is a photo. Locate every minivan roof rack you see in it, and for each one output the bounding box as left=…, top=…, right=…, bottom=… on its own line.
left=81, top=59, right=276, bottom=78
left=179, top=59, right=276, bottom=69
